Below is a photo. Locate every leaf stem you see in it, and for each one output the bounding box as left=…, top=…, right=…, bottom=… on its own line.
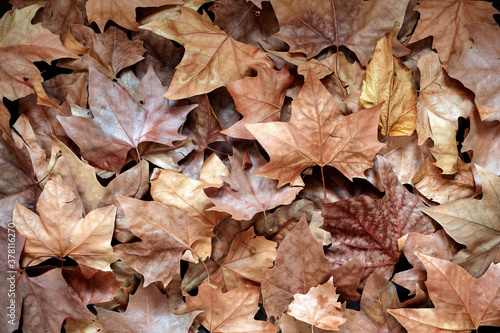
left=35, top=150, right=62, bottom=188
left=320, top=165, right=327, bottom=204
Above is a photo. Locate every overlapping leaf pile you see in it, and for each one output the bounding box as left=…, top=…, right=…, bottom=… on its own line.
left=1, top=0, right=499, bottom=332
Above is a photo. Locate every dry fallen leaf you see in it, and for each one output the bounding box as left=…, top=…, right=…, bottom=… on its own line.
left=140, top=6, right=274, bottom=99
left=287, top=276, right=346, bottom=331
left=247, top=70, right=384, bottom=187
left=388, top=254, right=500, bottom=332
left=360, top=28, right=417, bottom=137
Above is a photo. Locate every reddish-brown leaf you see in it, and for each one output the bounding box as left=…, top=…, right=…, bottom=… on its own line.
left=322, top=156, right=434, bottom=279
left=58, top=66, right=195, bottom=173
left=261, top=214, right=332, bottom=319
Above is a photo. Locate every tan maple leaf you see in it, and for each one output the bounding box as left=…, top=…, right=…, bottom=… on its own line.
left=287, top=276, right=346, bottom=330
left=0, top=5, right=75, bottom=102
left=420, top=165, right=500, bottom=277
left=389, top=254, right=500, bottom=332
left=13, top=176, right=117, bottom=271
left=186, top=280, right=278, bottom=332
left=246, top=69, right=384, bottom=187
left=140, top=6, right=274, bottom=99
left=86, top=0, right=183, bottom=31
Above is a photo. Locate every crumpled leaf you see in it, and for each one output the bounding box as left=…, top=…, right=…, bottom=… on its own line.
left=269, top=0, right=410, bottom=65
left=247, top=70, right=384, bottom=187
left=13, top=175, right=117, bottom=271
left=287, top=276, right=346, bottom=330
left=222, top=65, right=293, bottom=140
left=205, top=146, right=301, bottom=220
left=392, top=230, right=460, bottom=295
left=97, top=280, right=200, bottom=332
left=416, top=51, right=474, bottom=173
left=409, top=0, right=499, bottom=65
left=447, top=23, right=500, bottom=119
left=58, top=66, right=195, bottom=173
left=186, top=280, right=278, bottom=332
left=211, top=227, right=277, bottom=292
left=360, top=28, right=417, bottom=137
left=20, top=269, right=95, bottom=333
left=388, top=254, right=500, bottom=332
left=342, top=272, right=404, bottom=333
left=261, top=214, right=332, bottom=319
left=420, top=165, right=500, bottom=277
left=86, top=0, right=183, bottom=31
left=59, top=25, right=146, bottom=80
left=113, top=196, right=215, bottom=287
left=140, top=6, right=274, bottom=99
left=413, top=156, right=476, bottom=205
left=33, top=0, right=86, bottom=38
left=0, top=5, right=75, bottom=101
left=322, top=156, right=434, bottom=279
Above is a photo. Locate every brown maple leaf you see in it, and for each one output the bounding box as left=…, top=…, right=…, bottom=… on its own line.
left=86, top=0, right=183, bottom=31
left=113, top=196, right=215, bottom=287
left=204, top=146, right=302, bottom=221
left=58, top=66, right=195, bottom=173
left=447, top=23, right=500, bottom=119
left=97, top=280, right=200, bottom=332
left=222, top=65, right=293, bottom=140
left=421, top=165, right=500, bottom=277
left=261, top=214, right=332, bottom=319
left=270, top=0, right=410, bottom=65
left=211, top=227, right=277, bottom=292
left=13, top=176, right=117, bottom=271
left=246, top=70, right=384, bottom=187
left=59, top=25, right=146, bottom=80
left=409, top=0, right=499, bottom=65
left=388, top=254, right=500, bottom=332
left=322, top=156, right=434, bottom=279
left=186, top=280, right=278, bottom=332
left=0, top=5, right=75, bottom=102
left=140, top=6, right=274, bottom=100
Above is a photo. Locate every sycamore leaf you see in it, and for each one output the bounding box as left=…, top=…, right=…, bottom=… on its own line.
left=186, top=281, right=278, bottom=332
left=58, top=66, right=195, bottom=173
left=447, top=23, right=500, bottom=119
left=205, top=146, right=301, bottom=220
left=222, top=65, right=293, bottom=140
left=413, top=156, right=476, bottom=205
left=86, top=0, right=183, bottom=31
left=62, top=266, right=123, bottom=305
left=246, top=70, right=384, bottom=187
left=388, top=254, right=500, bottom=332
left=49, top=137, right=149, bottom=214
left=31, top=0, right=86, bottom=38
left=330, top=255, right=365, bottom=302
left=0, top=131, right=40, bottom=228
left=420, top=165, right=500, bottom=277
left=360, top=28, right=417, bottom=137
left=97, top=281, right=200, bottom=332
left=150, top=154, right=230, bottom=245
left=59, top=25, right=146, bottom=80
left=288, top=276, right=346, bottom=330
left=269, top=0, right=410, bottom=64
left=462, top=109, right=500, bottom=176
left=322, top=156, right=434, bottom=279
left=392, top=230, right=460, bottom=295
left=343, top=272, right=404, bottom=333
left=140, top=6, right=274, bottom=100
left=113, top=197, right=215, bottom=287
left=0, top=5, right=75, bottom=101
left=261, top=214, right=332, bottom=319
left=211, top=227, right=277, bottom=292
left=416, top=51, right=474, bottom=174
left=409, top=0, right=499, bottom=65
left=13, top=176, right=117, bottom=271
left=20, top=269, right=95, bottom=333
